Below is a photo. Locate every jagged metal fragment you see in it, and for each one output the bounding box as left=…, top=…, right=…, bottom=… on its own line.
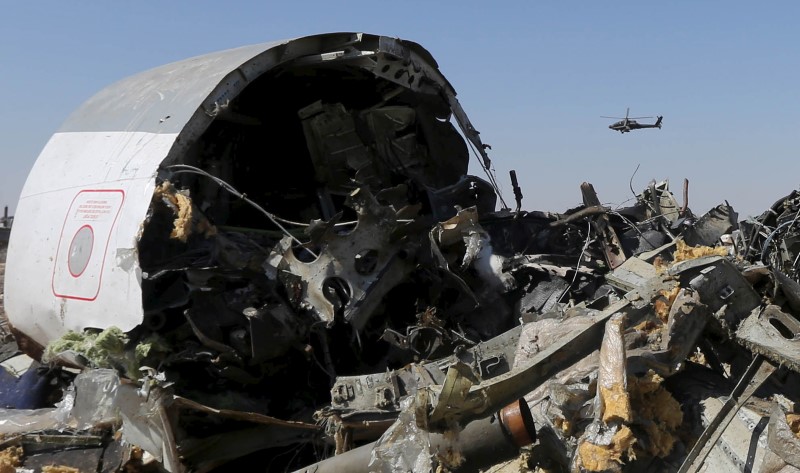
left=606, top=256, right=658, bottom=292
left=661, top=288, right=709, bottom=362
left=768, top=402, right=800, bottom=469
left=669, top=256, right=761, bottom=333
left=430, top=206, right=516, bottom=295
left=272, top=188, right=413, bottom=329
left=773, top=269, right=800, bottom=314
left=331, top=371, right=402, bottom=415
left=737, top=305, right=800, bottom=372
left=643, top=180, right=683, bottom=226
left=694, top=395, right=771, bottom=472
left=368, top=395, right=433, bottom=473
left=683, top=203, right=739, bottom=247
left=325, top=326, right=523, bottom=426
left=581, top=182, right=626, bottom=270
left=677, top=355, right=776, bottom=473
left=624, top=286, right=709, bottom=377
left=418, top=274, right=676, bottom=431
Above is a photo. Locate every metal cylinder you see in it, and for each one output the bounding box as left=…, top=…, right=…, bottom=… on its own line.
left=500, top=398, right=537, bottom=447
left=293, top=399, right=536, bottom=473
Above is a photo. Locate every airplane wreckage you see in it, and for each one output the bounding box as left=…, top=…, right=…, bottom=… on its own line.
left=2, top=32, right=800, bottom=473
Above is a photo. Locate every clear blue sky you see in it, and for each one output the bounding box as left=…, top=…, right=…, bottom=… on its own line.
left=2, top=2, right=798, bottom=219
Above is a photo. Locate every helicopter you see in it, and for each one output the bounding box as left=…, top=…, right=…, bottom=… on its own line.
left=603, top=108, right=663, bottom=133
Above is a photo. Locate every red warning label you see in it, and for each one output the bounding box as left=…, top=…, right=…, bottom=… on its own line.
left=74, top=200, right=115, bottom=220
left=52, top=189, right=125, bottom=301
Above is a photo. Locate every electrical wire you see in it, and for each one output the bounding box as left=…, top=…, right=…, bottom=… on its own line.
left=609, top=210, right=662, bottom=251
left=742, top=218, right=768, bottom=260
left=164, top=164, right=317, bottom=258
left=465, top=139, right=509, bottom=210
left=628, top=163, right=641, bottom=199
left=557, top=221, right=594, bottom=304
left=760, top=207, right=800, bottom=265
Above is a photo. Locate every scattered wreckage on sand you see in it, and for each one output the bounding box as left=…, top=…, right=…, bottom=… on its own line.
left=2, top=32, right=800, bottom=473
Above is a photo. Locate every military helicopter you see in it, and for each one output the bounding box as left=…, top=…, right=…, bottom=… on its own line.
left=603, top=108, right=663, bottom=133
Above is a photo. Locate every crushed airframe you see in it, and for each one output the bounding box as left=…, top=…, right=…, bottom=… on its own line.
left=2, top=32, right=800, bottom=473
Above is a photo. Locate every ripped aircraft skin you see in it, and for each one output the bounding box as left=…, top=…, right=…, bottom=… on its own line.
left=3, top=32, right=800, bottom=473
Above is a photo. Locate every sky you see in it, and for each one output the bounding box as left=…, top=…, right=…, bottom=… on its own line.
left=1, top=2, right=799, bottom=220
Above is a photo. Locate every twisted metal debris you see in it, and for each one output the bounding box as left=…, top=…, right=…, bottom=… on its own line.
left=2, top=33, right=800, bottom=473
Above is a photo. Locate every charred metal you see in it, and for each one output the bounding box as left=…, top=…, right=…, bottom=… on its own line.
left=3, top=32, right=800, bottom=473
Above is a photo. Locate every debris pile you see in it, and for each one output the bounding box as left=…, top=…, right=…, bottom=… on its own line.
left=3, top=33, right=800, bottom=473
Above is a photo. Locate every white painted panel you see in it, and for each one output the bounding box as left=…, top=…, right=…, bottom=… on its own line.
left=52, top=189, right=125, bottom=301
left=5, top=131, right=177, bottom=345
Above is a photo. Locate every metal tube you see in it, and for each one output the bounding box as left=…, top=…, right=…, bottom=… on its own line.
left=293, top=399, right=536, bottom=473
